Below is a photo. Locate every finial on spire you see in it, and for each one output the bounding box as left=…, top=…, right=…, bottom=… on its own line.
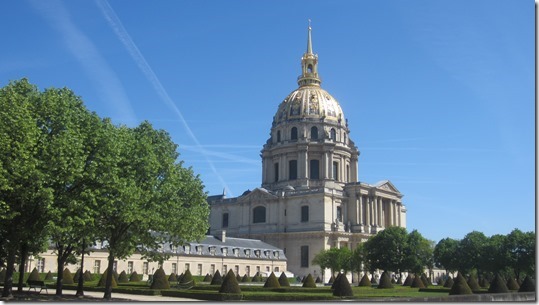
left=307, top=19, right=313, bottom=54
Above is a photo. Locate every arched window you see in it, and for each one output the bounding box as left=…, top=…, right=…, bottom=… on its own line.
left=307, top=64, right=313, bottom=73
left=311, top=126, right=318, bottom=140
left=253, top=206, right=266, bottom=223
left=291, top=127, right=298, bottom=141
left=330, top=128, right=336, bottom=141
left=277, top=130, right=281, bottom=142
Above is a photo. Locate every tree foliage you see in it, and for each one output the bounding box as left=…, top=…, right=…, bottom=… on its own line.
left=364, top=226, right=408, bottom=273
left=433, top=238, right=459, bottom=273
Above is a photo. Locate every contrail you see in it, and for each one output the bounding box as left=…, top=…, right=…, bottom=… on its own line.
left=95, top=0, right=232, bottom=196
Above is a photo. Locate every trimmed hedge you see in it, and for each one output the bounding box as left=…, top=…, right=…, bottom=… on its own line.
left=278, top=272, right=290, bottom=287
left=180, top=269, right=194, bottom=285
left=332, top=273, right=353, bottom=297
left=331, top=273, right=341, bottom=290
left=328, top=274, right=335, bottom=285
left=506, top=277, right=520, bottom=290
left=449, top=272, right=472, bottom=295
left=264, top=272, right=280, bottom=288
left=402, top=274, right=413, bottom=286
left=210, top=270, right=223, bottom=285
left=83, top=270, right=93, bottom=282
left=45, top=271, right=54, bottom=281
left=467, top=275, right=480, bottom=291
left=73, top=269, right=81, bottom=282
left=242, top=274, right=251, bottom=283
left=488, top=273, right=508, bottom=293
left=168, top=273, right=177, bottom=282
left=62, top=268, right=74, bottom=284
left=202, top=273, right=212, bottom=282
left=443, top=276, right=454, bottom=288
left=411, top=275, right=425, bottom=288
left=377, top=271, right=393, bottom=289
left=302, top=274, right=317, bottom=288
left=518, top=275, right=535, bottom=292
left=358, top=273, right=371, bottom=287
left=27, top=268, right=41, bottom=281
left=420, top=273, right=431, bottom=287
left=150, top=267, right=170, bottom=289
left=118, top=271, right=129, bottom=283
left=129, top=271, right=140, bottom=282
left=97, top=268, right=118, bottom=288
left=219, top=269, right=241, bottom=294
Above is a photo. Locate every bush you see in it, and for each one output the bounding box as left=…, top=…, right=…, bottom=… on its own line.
left=83, top=270, right=93, bottom=282
left=411, top=274, right=425, bottom=288
left=211, top=270, right=223, bottom=285
left=129, top=271, right=140, bottom=282
left=73, top=269, right=81, bottom=283
left=420, top=273, right=431, bottom=287
left=506, top=277, right=520, bottom=290
left=278, top=272, right=290, bottom=287
left=488, top=273, right=508, bottom=293
left=443, top=276, right=454, bottom=288
left=236, top=273, right=242, bottom=282
left=358, top=273, right=371, bottom=287
left=402, top=274, right=413, bottom=286
left=168, top=273, right=177, bottom=282
left=62, top=268, right=74, bottom=284
left=518, top=275, right=535, bottom=292
left=315, top=276, right=322, bottom=283
left=180, top=269, right=194, bottom=286
left=97, top=268, right=117, bottom=288
left=436, top=277, right=445, bottom=286
left=467, top=275, right=480, bottom=291
left=202, top=273, right=212, bottom=282
left=113, top=269, right=119, bottom=283
left=252, top=272, right=262, bottom=282
left=264, top=272, right=280, bottom=288
left=45, top=271, right=54, bottom=281
left=150, top=267, right=170, bottom=289
left=370, top=274, right=377, bottom=284
left=219, top=269, right=241, bottom=294
left=331, top=273, right=341, bottom=290
left=118, top=271, right=129, bottom=283
left=449, top=272, right=472, bottom=295
left=376, top=271, right=393, bottom=289
left=479, top=276, right=489, bottom=288
left=328, top=274, right=335, bottom=284
left=333, top=273, right=353, bottom=297
left=27, top=268, right=41, bottom=282
left=242, top=274, right=251, bottom=283
left=302, top=274, right=317, bottom=288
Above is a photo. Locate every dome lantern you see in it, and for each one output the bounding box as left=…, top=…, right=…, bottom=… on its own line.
left=298, top=21, right=321, bottom=87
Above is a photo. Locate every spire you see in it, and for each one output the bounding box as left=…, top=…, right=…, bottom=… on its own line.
left=298, top=20, right=321, bottom=87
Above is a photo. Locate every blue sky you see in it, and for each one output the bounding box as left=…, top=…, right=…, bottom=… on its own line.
left=0, top=0, right=534, bottom=243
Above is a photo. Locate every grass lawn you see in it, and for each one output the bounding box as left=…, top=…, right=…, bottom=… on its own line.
left=352, top=285, right=450, bottom=299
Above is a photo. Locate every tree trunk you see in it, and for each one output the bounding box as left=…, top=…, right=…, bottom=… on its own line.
left=103, top=251, right=115, bottom=300
left=17, top=243, right=28, bottom=292
left=55, top=245, right=65, bottom=296
left=76, top=241, right=85, bottom=297
left=1, top=248, right=16, bottom=298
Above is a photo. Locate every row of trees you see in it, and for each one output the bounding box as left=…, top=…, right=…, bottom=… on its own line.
left=0, top=79, right=210, bottom=299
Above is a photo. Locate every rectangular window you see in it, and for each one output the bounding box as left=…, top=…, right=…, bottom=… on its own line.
left=309, top=160, right=319, bottom=179
left=94, top=260, right=101, bottom=274
left=235, top=265, right=239, bottom=275
left=274, top=266, right=279, bottom=272
left=222, top=213, right=229, bottom=228
left=266, top=266, right=270, bottom=272
left=143, top=262, right=148, bottom=275
left=127, top=261, right=134, bottom=274
left=346, top=165, right=350, bottom=182
left=289, top=160, right=297, bottom=180
left=197, top=264, right=203, bottom=276
left=223, top=265, right=228, bottom=274
left=274, top=163, right=279, bottom=182
left=337, top=206, right=343, bottom=222
left=37, top=258, right=45, bottom=273
left=113, top=260, right=118, bottom=272
left=333, top=161, right=339, bottom=181
left=210, top=264, right=215, bottom=275
left=256, top=266, right=260, bottom=274
left=301, top=205, right=309, bottom=222
left=185, top=263, right=190, bottom=271
left=300, top=246, right=309, bottom=268
left=245, top=266, right=250, bottom=276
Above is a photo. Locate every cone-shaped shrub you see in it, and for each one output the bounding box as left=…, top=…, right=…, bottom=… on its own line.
left=278, top=272, right=290, bottom=287
left=84, top=270, right=93, bottom=282
left=264, top=272, right=281, bottom=288
left=129, top=271, right=140, bottom=282
left=236, top=273, right=242, bottom=282
left=479, top=277, right=489, bottom=288
left=177, top=273, right=184, bottom=282
left=251, top=272, right=262, bottom=282
left=420, top=273, right=430, bottom=287
left=449, top=272, right=472, bottom=295
left=467, top=275, right=481, bottom=291
left=202, top=273, right=212, bottom=282
left=331, top=273, right=342, bottom=289
left=97, top=268, right=117, bottom=287
left=333, top=273, right=353, bottom=297
left=0, top=269, right=6, bottom=282
left=113, top=269, right=119, bottom=283
left=377, top=271, right=393, bottom=289
left=391, top=278, right=396, bottom=284
left=436, top=277, right=445, bottom=286
left=150, top=267, right=170, bottom=289
left=506, top=277, right=520, bottom=290
left=168, top=273, right=177, bottom=282
left=403, top=274, right=413, bottom=286
left=45, top=271, right=54, bottom=281
left=315, top=276, right=322, bottom=283
left=488, top=273, right=508, bottom=293
left=118, top=271, right=129, bottom=283
left=518, top=275, right=535, bottom=292
left=211, top=270, right=223, bottom=285
left=180, top=269, right=194, bottom=285
left=27, top=268, right=41, bottom=282
left=358, top=273, right=372, bottom=287
left=73, top=269, right=81, bottom=282
left=241, top=274, right=251, bottom=283
left=219, top=269, right=241, bottom=294
left=444, top=276, right=454, bottom=288
left=397, top=276, right=403, bottom=284
left=302, top=273, right=317, bottom=288
left=328, top=274, right=335, bottom=284
left=371, top=274, right=377, bottom=284
left=411, top=275, right=426, bottom=288
left=62, top=268, right=74, bottom=284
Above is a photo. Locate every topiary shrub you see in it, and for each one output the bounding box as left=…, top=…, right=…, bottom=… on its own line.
left=219, top=269, right=241, bottom=294
left=62, top=268, right=74, bottom=284
left=278, top=273, right=290, bottom=286
left=358, top=273, right=371, bottom=287
left=180, top=269, right=194, bottom=286
left=333, top=273, right=353, bottom=297
left=211, top=270, right=223, bottom=285
left=251, top=272, right=262, bottom=283
left=403, top=274, right=413, bottom=286
left=83, top=270, right=93, bottom=282
left=302, top=273, right=317, bottom=288
left=411, top=274, right=426, bottom=288
left=506, top=277, right=520, bottom=290
left=236, top=273, right=242, bottom=282
left=45, top=271, right=54, bottom=281
left=396, top=275, right=403, bottom=284
left=177, top=273, right=184, bottom=283
left=129, top=271, right=140, bottom=282
left=203, top=273, right=212, bottom=282
left=118, top=271, right=129, bottom=283
left=97, top=268, right=118, bottom=288
left=27, top=268, right=41, bottom=282
left=371, top=273, right=378, bottom=284
left=264, top=272, right=281, bottom=288
left=518, top=275, right=535, bottom=292
left=168, top=273, right=177, bottom=282
left=479, top=277, right=489, bottom=288
left=378, top=271, right=393, bottom=289
left=328, top=274, right=335, bottom=285
left=391, top=278, right=396, bottom=284
left=242, top=274, right=251, bottom=283
left=444, top=276, right=454, bottom=288
left=113, top=269, right=119, bottom=283
left=436, top=277, right=445, bottom=286
left=150, top=267, right=170, bottom=289
left=467, top=275, right=481, bottom=291
left=315, top=276, right=322, bottom=283
left=331, top=273, right=342, bottom=290
left=420, top=273, right=430, bottom=287
left=488, top=273, right=509, bottom=293
left=73, top=269, right=81, bottom=283
left=449, top=272, right=472, bottom=295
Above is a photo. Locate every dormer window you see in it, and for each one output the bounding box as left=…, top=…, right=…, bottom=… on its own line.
left=184, top=245, right=191, bottom=254
left=196, top=246, right=202, bottom=255
left=255, top=250, right=261, bottom=258
left=233, top=248, right=239, bottom=257
left=209, top=247, right=216, bottom=256
left=222, top=247, right=228, bottom=256
left=245, top=249, right=251, bottom=257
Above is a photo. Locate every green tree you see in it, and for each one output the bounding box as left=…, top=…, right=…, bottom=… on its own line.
left=351, top=243, right=366, bottom=281
left=457, top=231, right=488, bottom=275
left=403, top=230, right=433, bottom=275
left=503, top=229, right=535, bottom=280
left=433, top=238, right=459, bottom=274
left=482, top=234, right=508, bottom=277
left=364, top=226, right=408, bottom=274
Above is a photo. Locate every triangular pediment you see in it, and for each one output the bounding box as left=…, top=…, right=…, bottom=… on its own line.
left=374, top=180, right=401, bottom=194
left=238, top=188, right=278, bottom=202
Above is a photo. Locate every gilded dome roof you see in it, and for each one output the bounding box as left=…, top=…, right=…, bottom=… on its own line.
left=273, top=85, right=345, bottom=126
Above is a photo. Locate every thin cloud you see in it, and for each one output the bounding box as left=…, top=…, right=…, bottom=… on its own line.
left=28, top=0, right=137, bottom=126
left=95, top=0, right=232, bottom=196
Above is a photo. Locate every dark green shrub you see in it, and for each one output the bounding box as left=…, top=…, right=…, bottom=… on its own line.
left=180, top=269, right=194, bottom=286
left=370, top=273, right=377, bottom=284
left=411, top=274, right=425, bottom=288
left=150, top=267, right=170, bottom=289
left=118, top=271, right=129, bottom=283
left=45, top=271, right=54, bottom=281
left=251, top=272, right=262, bottom=282
left=241, top=274, right=251, bottom=283
left=83, top=270, right=93, bottom=281
left=73, top=269, right=81, bottom=282
left=236, top=273, right=242, bottom=282
left=397, top=275, right=403, bottom=284
left=331, top=273, right=341, bottom=289
left=211, top=270, right=223, bottom=285
left=27, top=268, right=41, bottom=282
left=436, top=277, right=445, bottom=286
left=518, top=275, right=535, bottom=292
left=177, top=273, right=184, bottom=282
left=129, top=271, right=140, bottom=282
left=467, top=275, right=480, bottom=291
left=62, top=268, right=74, bottom=284
left=403, top=274, right=413, bottom=286
left=113, top=269, right=119, bottom=283
left=506, top=277, right=520, bottom=290
left=302, top=273, right=317, bottom=288
left=333, top=273, right=353, bottom=297
left=488, top=273, right=508, bottom=293
left=443, top=276, right=454, bottom=288
left=378, top=271, right=393, bottom=289
left=328, top=274, right=335, bottom=284
left=420, top=273, right=430, bottom=287
left=263, top=272, right=280, bottom=288
left=315, top=276, right=322, bottom=283
left=0, top=269, right=5, bottom=282
left=358, top=273, right=371, bottom=287
left=97, top=268, right=117, bottom=288
left=219, top=269, right=241, bottom=294
left=449, top=272, right=472, bottom=295
left=278, top=272, right=290, bottom=287
left=202, top=273, right=212, bottom=282
left=168, top=273, right=177, bottom=282
left=391, top=278, right=396, bottom=284
left=479, top=277, right=489, bottom=288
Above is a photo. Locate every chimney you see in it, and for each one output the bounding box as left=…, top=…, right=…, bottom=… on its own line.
left=216, top=230, right=226, bottom=242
